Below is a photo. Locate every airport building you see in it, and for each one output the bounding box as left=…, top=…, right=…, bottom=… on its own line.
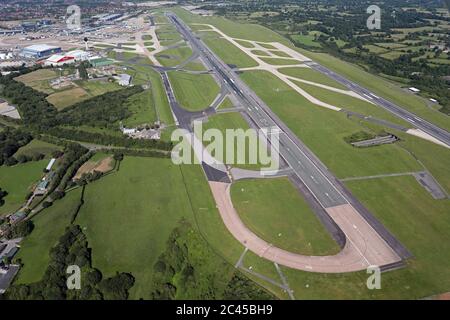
left=44, top=54, right=75, bottom=67
left=20, top=44, right=62, bottom=59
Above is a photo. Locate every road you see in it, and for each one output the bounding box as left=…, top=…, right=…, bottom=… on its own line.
left=164, top=13, right=412, bottom=270
left=305, top=61, right=450, bottom=147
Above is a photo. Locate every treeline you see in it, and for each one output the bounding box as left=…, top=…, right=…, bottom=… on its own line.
left=150, top=220, right=273, bottom=300
left=0, top=127, right=33, bottom=166
left=7, top=225, right=135, bottom=300
left=47, top=127, right=173, bottom=151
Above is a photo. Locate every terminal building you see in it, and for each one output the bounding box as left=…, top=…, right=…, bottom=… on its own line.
left=20, top=44, right=62, bottom=59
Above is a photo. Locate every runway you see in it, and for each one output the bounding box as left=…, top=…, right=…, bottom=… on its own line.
left=164, top=12, right=412, bottom=271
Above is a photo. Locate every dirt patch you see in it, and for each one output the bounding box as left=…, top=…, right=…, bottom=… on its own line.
left=74, top=156, right=114, bottom=180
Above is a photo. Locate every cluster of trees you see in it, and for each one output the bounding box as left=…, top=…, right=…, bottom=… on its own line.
left=47, top=127, right=173, bottom=152
left=0, top=127, right=33, bottom=166
left=0, top=188, right=7, bottom=207
left=6, top=225, right=135, bottom=300
left=4, top=220, right=34, bottom=239
left=150, top=220, right=273, bottom=300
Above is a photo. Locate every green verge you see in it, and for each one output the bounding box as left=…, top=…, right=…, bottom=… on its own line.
left=156, top=46, right=193, bottom=67
left=14, top=188, right=82, bottom=284
left=123, top=89, right=157, bottom=127
left=260, top=57, right=303, bottom=65
left=231, top=178, right=340, bottom=256
left=292, top=80, right=411, bottom=127
left=0, top=160, right=47, bottom=216
left=200, top=32, right=258, bottom=68
left=168, top=71, right=220, bottom=111
left=278, top=66, right=347, bottom=90
left=239, top=70, right=422, bottom=179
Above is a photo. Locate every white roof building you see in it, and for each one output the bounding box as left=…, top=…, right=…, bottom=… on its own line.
left=44, top=54, right=75, bottom=66
left=408, top=87, right=420, bottom=93
left=66, top=50, right=90, bottom=61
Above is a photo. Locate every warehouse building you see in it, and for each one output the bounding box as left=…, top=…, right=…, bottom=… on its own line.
left=20, top=44, right=62, bottom=59
left=44, top=54, right=75, bottom=67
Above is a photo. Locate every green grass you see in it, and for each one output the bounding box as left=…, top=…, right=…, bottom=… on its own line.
left=14, top=189, right=82, bottom=284
left=182, top=61, right=207, bottom=71
left=235, top=39, right=255, bottom=48
left=239, top=70, right=422, bottom=179
left=217, top=97, right=234, bottom=110
left=294, top=49, right=450, bottom=131
left=78, top=80, right=121, bottom=96
left=251, top=50, right=270, bottom=56
left=14, top=140, right=60, bottom=159
left=156, top=46, right=193, bottom=67
left=168, top=71, right=220, bottom=111
left=292, top=80, right=411, bottom=127
left=291, top=34, right=322, bottom=48
left=76, top=157, right=195, bottom=299
left=15, top=69, right=58, bottom=94
left=231, top=178, right=340, bottom=256
left=0, top=160, right=47, bottom=216
left=123, top=89, right=157, bottom=127
left=256, top=42, right=277, bottom=49
left=260, top=57, right=302, bottom=65
left=278, top=67, right=347, bottom=90
left=269, top=50, right=292, bottom=58
left=201, top=33, right=258, bottom=68
left=198, top=112, right=268, bottom=169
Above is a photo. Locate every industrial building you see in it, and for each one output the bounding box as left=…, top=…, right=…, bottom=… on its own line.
left=66, top=50, right=90, bottom=61
left=44, top=54, right=75, bottom=67
left=89, top=57, right=114, bottom=67
left=20, top=44, right=62, bottom=59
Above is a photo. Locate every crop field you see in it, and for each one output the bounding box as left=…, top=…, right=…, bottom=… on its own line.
left=14, top=189, right=83, bottom=284
left=168, top=71, right=220, bottom=111
left=0, top=160, right=47, bottom=216
left=15, top=69, right=58, bottom=94
left=231, top=178, right=340, bottom=256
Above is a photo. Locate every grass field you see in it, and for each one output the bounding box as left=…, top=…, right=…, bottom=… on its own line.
left=217, top=97, right=234, bottom=110
left=231, top=178, right=340, bottom=256
left=239, top=70, right=422, bottom=179
left=14, top=189, right=82, bottom=284
left=251, top=50, right=270, bottom=56
left=0, top=160, right=47, bottom=216
left=200, top=32, right=258, bottom=68
left=290, top=34, right=322, bottom=48
left=14, top=140, right=60, bottom=159
left=123, top=89, right=157, bottom=127
left=46, top=87, right=90, bottom=109
left=260, top=57, right=302, bottom=65
left=198, top=112, right=268, bottom=169
left=269, top=50, right=292, bottom=58
left=15, top=69, right=58, bottom=94
left=168, top=71, right=220, bottom=111
left=156, top=46, right=193, bottom=67
left=292, top=80, right=411, bottom=127
left=278, top=67, right=347, bottom=90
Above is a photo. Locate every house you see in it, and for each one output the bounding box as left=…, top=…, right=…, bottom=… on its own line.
left=8, top=211, right=27, bottom=224
left=116, top=74, right=132, bottom=86
left=46, top=158, right=56, bottom=171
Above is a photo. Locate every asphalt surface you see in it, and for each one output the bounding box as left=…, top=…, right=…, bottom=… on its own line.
left=166, top=13, right=412, bottom=261
left=305, top=61, right=450, bottom=147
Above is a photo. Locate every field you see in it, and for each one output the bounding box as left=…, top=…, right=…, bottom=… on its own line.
left=46, top=87, right=90, bottom=110
left=0, top=160, right=47, bottom=216
left=239, top=70, right=423, bottom=179
left=200, top=32, right=258, bottom=68
left=260, top=57, right=302, bottom=65
left=156, top=46, right=193, bottom=67
left=291, top=34, right=322, bottom=48
left=14, top=139, right=60, bottom=159
left=168, top=72, right=220, bottom=111
left=123, top=89, right=157, bottom=127
left=231, top=178, right=340, bottom=256
left=14, top=189, right=82, bottom=284
left=15, top=69, right=58, bottom=94
left=198, top=112, right=267, bottom=169
left=75, top=157, right=196, bottom=299
left=73, top=153, right=114, bottom=180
